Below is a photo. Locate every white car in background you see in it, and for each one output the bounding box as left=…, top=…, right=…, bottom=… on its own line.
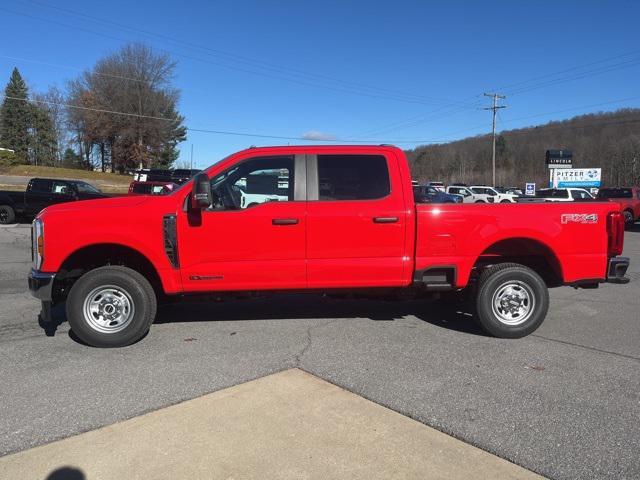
left=446, top=185, right=494, bottom=203
left=535, top=188, right=594, bottom=202
left=470, top=185, right=517, bottom=203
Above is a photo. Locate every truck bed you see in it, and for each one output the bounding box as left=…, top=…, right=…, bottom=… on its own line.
left=415, top=201, right=617, bottom=287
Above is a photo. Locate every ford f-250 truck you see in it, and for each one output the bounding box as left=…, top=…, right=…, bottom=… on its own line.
left=28, top=146, right=630, bottom=347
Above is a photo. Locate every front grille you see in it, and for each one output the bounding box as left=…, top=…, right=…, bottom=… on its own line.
left=163, top=214, right=179, bottom=268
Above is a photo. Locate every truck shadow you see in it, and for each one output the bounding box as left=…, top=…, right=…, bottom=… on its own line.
left=154, top=294, right=487, bottom=336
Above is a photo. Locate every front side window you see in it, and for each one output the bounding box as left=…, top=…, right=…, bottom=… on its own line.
left=51, top=181, right=71, bottom=195
left=209, top=156, right=294, bottom=210
left=317, top=155, right=390, bottom=201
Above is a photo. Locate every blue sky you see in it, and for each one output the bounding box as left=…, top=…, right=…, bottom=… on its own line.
left=1, top=0, right=639, bottom=168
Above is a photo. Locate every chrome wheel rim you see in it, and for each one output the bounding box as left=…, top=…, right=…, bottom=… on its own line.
left=82, top=285, right=135, bottom=333
left=491, top=281, right=535, bottom=326
left=0, top=208, right=8, bottom=223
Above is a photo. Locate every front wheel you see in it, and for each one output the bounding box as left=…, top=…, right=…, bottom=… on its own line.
left=500, top=199, right=511, bottom=203
left=66, top=266, right=157, bottom=347
left=474, top=200, right=485, bottom=203
left=475, top=263, right=549, bottom=338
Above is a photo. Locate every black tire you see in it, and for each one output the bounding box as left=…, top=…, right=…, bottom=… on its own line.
left=500, top=199, right=511, bottom=203
left=474, top=200, right=485, bottom=203
left=623, top=209, right=634, bottom=229
left=0, top=205, right=16, bottom=224
left=66, top=266, right=157, bottom=347
left=474, top=263, right=549, bottom=338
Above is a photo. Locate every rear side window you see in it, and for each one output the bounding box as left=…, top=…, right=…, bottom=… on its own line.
left=317, top=155, right=390, bottom=201
left=30, top=179, right=52, bottom=193
left=133, top=183, right=153, bottom=194
left=597, top=188, right=632, bottom=199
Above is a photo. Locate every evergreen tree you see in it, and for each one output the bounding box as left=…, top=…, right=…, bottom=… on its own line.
left=30, top=104, right=58, bottom=166
left=61, top=147, right=82, bottom=169
left=0, top=68, right=31, bottom=163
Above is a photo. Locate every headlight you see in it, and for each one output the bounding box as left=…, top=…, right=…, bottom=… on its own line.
left=32, top=218, right=44, bottom=270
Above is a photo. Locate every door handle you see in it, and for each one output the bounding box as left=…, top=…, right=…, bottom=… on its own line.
left=373, top=216, right=399, bottom=223
left=272, top=218, right=299, bottom=225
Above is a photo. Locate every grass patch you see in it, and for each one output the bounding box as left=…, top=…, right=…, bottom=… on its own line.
left=0, top=165, right=132, bottom=185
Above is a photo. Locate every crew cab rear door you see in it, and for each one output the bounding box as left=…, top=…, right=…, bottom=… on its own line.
left=177, top=154, right=307, bottom=292
left=306, top=152, right=408, bottom=288
left=25, top=179, right=53, bottom=215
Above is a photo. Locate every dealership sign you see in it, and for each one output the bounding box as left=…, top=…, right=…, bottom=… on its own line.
left=553, top=168, right=601, bottom=188
left=546, top=149, right=573, bottom=169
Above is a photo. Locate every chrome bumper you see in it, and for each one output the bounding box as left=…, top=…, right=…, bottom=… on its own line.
left=28, top=269, right=56, bottom=301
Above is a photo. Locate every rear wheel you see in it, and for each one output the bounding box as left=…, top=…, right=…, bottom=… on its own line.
left=623, top=209, right=634, bottom=229
left=500, top=199, right=511, bottom=203
left=66, top=266, right=157, bottom=347
left=475, top=263, right=549, bottom=338
left=474, top=200, right=485, bottom=203
left=0, top=205, right=16, bottom=224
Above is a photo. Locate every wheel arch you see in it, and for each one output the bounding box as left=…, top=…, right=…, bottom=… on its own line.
left=53, top=243, right=165, bottom=302
left=472, top=237, right=564, bottom=287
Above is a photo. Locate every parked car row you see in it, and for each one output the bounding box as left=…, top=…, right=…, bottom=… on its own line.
left=412, top=181, right=639, bottom=227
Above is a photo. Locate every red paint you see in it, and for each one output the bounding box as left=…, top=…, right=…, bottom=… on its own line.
left=38, top=145, right=625, bottom=293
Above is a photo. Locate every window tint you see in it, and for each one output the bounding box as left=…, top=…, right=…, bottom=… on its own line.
left=74, top=181, right=101, bottom=194
left=133, top=183, right=153, bottom=194
left=51, top=181, right=72, bottom=195
left=210, top=156, right=294, bottom=210
left=573, top=190, right=591, bottom=199
left=30, top=179, right=52, bottom=193
left=317, top=155, right=390, bottom=201
left=597, top=188, right=632, bottom=199
left=537, top=189, right=568, bottom=198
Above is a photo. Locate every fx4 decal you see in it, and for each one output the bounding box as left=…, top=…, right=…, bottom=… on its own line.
left=561, top=213, right=598, bottom=224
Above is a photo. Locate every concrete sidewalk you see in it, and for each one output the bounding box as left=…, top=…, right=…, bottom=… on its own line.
left=0, top=369, right=544, bottom=480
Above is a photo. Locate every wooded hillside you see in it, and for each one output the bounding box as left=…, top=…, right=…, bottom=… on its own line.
left=405, top=109, right=640, bottom=187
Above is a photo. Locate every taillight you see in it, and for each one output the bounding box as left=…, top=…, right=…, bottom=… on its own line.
left=606, top=211, right=624, bottom=257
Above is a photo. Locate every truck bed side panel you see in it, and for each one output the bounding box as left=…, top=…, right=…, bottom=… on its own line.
left=416, top=202, right=617, bottom=287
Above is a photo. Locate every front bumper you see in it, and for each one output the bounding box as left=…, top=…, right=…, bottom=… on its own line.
left=606, top=257, right=630, bottom=284
left=28, top=269, right=56, bottom=301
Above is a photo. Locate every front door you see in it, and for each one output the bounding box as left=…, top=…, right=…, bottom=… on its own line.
left=306, top=152, right=408, bottom=288
left=178, top=155, right=307, bottom=292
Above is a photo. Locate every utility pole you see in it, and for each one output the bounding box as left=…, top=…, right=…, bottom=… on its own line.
left=483, top=93, right=506, bottom=186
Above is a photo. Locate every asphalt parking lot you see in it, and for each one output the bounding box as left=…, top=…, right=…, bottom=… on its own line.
left=0, top=223, right=638, bottom=480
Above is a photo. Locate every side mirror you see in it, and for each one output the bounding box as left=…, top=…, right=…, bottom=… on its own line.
left=191, top=172, right=212, bottom=209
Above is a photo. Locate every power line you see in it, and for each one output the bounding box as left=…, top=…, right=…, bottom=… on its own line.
left=353, top=50, right=640, bottom=139
left=22, top=0, right=480, bottom=108
left=0, top=94, right=446, bottom=144
left=2, top=3, right=477, bottom=109
left=435, top=95, right=640, bottom=141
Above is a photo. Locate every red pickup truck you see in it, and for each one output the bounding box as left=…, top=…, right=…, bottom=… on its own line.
left=28, top=146, right=630, bottom=347
left=596, top=187, right=640, bottom=228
